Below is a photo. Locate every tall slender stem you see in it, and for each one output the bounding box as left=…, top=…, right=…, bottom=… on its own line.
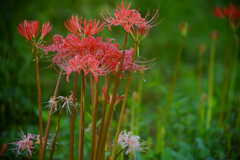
left=99, top=72, right=121, bottom=160
left=33, top=48, right=43, bottom=160
left=91, top=78, right=98, bottom=160
left=70, top=74, right=78, bottom=160
left=42, top=70, right=63, bottom=159
left=206, top=38, right=216, bottom=130
left=49, top=110, right=63, bottom=160
left=78, top=73, right=86, bottom=160
left=111, top=74, right=132, bottom=160
left=95, top=76, right=110, bottom=160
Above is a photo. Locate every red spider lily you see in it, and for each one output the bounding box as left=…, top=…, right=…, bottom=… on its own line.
left=42, top=33, right=145, bottom=80
left=18, top=20, right=40, bottom=41
left=65, top=55, right=106, bottom=81
left=105, top=1, right=152, bottom=34
left=214, top=7, right=225, bottom=18
left=64, top=16, right=82, bottom=35
left=18, top=20, right=52, bottom=43
left=214, top=4, right=240, bottom=20
left=121, top=49, right=146, bottom=71
left=82, top=19, right=104, bottom=36
left=41, top=22, right=52, bottom=39
left=64, top=16, right=104, bottom=37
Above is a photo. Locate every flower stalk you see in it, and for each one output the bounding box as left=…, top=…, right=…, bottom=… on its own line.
left=33, top=47, right=43, bottom=160
left=79, top=72, right=86, bottom=160
left=42, top=70, right=63, bottom=159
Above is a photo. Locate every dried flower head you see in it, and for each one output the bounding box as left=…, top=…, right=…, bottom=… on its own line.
left=118, top=130, right=144, bottom=154
left=11, top=133, right=38, bottom=156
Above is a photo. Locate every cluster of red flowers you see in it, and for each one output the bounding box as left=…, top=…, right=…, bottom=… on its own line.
left=214, top=4, right=240, bottom=23
left=18, top=1, right=150, bottom=81
left=42, top=13, right=146, bottom=81
left=18, top=20, right=52, bottom=41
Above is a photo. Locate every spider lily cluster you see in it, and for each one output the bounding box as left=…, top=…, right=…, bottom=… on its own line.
left=15, top=1, right=157, bottom=160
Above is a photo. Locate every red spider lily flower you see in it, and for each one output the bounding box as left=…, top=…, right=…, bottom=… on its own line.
left=121, top=49, right=146, bottom=71
left=214, top=7, right=225, bottom=18
left=18, top=20, right=40, bottom=41
left=82, top=19, right=104, bottom=36
left=224, top=4, right=240, bottom=20
left=42, top=33, right=145, bottom=80
left=65, top=55, right=106, bottom=81
left=64, top=16, right=104, bottom=37
left=64, top=16, right=82, bottom=35
left=105, top=1, right=152, bottom=34
left=41, top=22, right=52, bottom=39
left=214, top=4, right=240, bottom=21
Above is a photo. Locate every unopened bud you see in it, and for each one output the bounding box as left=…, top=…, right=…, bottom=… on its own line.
left=179, top=22, right=188, bottom=37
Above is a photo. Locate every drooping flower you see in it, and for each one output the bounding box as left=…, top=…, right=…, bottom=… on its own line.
left=12, top=133, right=37, bottom=156
left=64, top=16, right=104, bottom=37
left=18, top=20, right=40, bottom=41
left=118, top=130, right=144, bottom=154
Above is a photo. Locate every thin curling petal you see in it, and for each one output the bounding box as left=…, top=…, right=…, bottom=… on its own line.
left=82, top=19, right=105, bottom=36
left=64, top=16, right=82, bottom=35
left=105, top=1, right=152, bottom=33
left=41, top=22, right=52, bottom=39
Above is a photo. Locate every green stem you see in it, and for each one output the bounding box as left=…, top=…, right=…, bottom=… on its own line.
left=42, top=70, right=63, bottom=159
left=91, top=77, right=98, bottom=160
left=33, top=48, right=43, bottom=160
left=70, top=74, right=78, bottom=160
left=206, top=38, right=216, bottom=130
left=99, top=72, right=121, bottom=160
left=95, top=76, right=110, bottom=160
left=49, top=110, right=63, bottom=160
left=111, top=74, right=132, bottom=160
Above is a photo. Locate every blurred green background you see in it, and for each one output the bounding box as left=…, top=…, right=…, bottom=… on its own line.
left=1, top=0, right=240, bottom=159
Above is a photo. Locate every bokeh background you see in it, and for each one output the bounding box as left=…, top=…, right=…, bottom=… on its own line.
left=1, top=0, right=240, bottom=159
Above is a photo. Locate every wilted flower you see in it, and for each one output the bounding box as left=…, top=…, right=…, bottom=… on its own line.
left=58, top=94, right=75, bottom=113
left=46, top=96, right=59, bottom=112
left=11, top=133, right=37, bottom=156
left=118, top=130, right=144, bottom=154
